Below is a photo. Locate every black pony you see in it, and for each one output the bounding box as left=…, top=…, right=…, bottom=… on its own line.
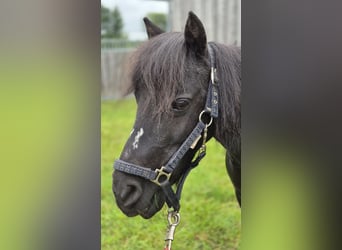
left=113, top=12, right=240, bottom=219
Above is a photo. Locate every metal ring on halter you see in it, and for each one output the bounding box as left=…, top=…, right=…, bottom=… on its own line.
left=199, top=110, right=213, bottom=127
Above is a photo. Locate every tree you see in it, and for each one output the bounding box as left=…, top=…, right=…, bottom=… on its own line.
left=111, top=7, right=124, bottom=38
left=146, top=12, right=167, bottom=32
left=101, top=5, right=111, bottom=37
left=101, top=5, right=110, bottom=23
left=101, top=5, right=125, bottom=39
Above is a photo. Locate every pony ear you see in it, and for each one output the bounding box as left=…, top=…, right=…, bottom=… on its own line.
left=143, top=17, right=164, bottom=39
left=184, top=11, right=207, bottom=56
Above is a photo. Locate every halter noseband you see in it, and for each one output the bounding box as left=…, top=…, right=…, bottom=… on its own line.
left=114, top=43, right=219, bottom=212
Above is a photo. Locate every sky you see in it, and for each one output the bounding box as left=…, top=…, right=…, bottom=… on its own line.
left=101, top=0, right=168, bottom=40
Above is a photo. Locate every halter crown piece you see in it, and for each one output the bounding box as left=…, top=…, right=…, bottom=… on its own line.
left=114, top=43, right=219, bottom=250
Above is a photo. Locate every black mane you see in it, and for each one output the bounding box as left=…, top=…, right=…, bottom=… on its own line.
left=210, top=42, right=240, bottom=151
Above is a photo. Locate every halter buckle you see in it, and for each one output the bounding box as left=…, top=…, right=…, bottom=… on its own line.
left=151, top=167, right=171, bottom=186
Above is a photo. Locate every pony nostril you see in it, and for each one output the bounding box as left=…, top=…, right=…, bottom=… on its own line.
left=120, top=183, right=143, bottom=208
left=120, top=185, right=132, bottom=201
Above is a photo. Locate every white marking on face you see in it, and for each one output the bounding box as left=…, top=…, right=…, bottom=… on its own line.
left=130, top=129, right=134, bottom=136
left=132, top=128, right=144, bottom=150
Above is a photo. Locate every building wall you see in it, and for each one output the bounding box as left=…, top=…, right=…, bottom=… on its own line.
left=170, top=0, right=241, bottom=45
left=101, top=49, right=133, bottom=99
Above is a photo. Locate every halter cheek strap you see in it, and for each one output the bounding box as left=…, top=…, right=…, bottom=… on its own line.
left=114, top=43, right=218, bottom=212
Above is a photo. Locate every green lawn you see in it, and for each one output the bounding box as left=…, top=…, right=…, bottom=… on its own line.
left=101, top=99, right=241, bottom=250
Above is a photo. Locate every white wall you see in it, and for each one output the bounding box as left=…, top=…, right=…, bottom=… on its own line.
left=170, top=0, right=241, bottom=45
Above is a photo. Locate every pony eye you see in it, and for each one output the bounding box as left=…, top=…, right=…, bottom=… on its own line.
left=172, top=98, right=190, bottom=112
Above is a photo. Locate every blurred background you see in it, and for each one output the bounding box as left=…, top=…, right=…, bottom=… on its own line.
left=101, top=1, right=242, bottom=249
left=101, top=0, right=241, bottom=99
left=1, top=0, right=341, bottom=249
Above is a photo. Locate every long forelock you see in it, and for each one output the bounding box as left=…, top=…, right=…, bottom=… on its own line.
left=129, top=32, right=189, bottom=117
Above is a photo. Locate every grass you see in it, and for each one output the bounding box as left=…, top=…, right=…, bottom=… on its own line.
left=102, top=99, right=241, bottom=250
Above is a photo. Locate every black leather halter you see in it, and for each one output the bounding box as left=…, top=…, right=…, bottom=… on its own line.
left=114, top=43, right=219, bottom=212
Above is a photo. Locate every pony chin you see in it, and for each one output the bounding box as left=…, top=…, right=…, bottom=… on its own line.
left=115, top=187, right=166, bottom=219
left=137, top=189, right=165, bottom=219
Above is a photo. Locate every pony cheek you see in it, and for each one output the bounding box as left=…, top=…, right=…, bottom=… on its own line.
left=121, top=148, right=132, bottom=160
left=171, top=116, right=200, bottom=141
